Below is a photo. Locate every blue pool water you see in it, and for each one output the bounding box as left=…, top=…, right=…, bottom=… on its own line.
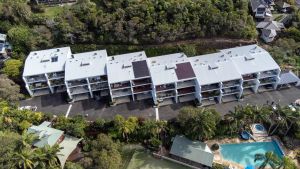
left=220, top=141, right=283, bottom=167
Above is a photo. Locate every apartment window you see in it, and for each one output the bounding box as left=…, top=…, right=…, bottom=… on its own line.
left=51, top=56, right=58, bottom=62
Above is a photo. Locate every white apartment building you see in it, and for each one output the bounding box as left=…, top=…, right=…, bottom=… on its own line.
left=149, top=53, right=198, bottom=106
left=64, top=50, right=109, bottom=102
left=23, top=44, right=283, bottom=107
left=23, top=47, right=72, bottom=96
left=107, top=51, right=152, bottom=105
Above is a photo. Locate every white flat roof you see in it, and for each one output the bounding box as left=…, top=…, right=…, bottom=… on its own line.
left=189, top=44, right=280, bottom=85
left=23, top=47, right=72, bottom=77
left=65, top=50, right=108, bottom=81
left=107, top=51, right=148, bottom=83
left=149, top=53, right=190, bottom=85
left=221, top=45, right=280, bottom=74
left=190, top=53, right=242, bottom=85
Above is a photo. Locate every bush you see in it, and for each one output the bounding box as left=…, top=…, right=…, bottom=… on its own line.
left=211, top=143, right=220, bottom=151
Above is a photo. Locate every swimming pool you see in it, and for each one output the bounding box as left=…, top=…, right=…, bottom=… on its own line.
left=220, top=141, right=284, bottom=167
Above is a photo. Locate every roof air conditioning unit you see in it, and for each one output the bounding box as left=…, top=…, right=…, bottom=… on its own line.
left=245, top=56, right=255, bottom=61
left=165, top=63, right=177, bottom=70
left=208, top=63, right=219, bottom=70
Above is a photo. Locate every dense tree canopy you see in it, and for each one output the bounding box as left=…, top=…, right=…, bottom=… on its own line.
left=0, top=75, right=23, bottom=102
left=0, top=0, right=257, bottom=56
left=2, top=59, right=23, bottom=79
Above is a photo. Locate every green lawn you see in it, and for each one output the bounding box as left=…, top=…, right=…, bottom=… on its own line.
left=43, top=6, right=65, bottom=18
left=126, top=151, right=190, bottom=169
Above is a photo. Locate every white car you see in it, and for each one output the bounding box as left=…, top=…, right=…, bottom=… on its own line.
left=18, top=106, right=37, bottom=111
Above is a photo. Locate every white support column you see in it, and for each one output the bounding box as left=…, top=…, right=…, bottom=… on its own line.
left=253, top=72, right=260, bottom=93
left=87, top=78, right=93, bottom=98
left=218, top=82, right=222, bottom=103
left=45, top=73, right=54, bottom=93
left=65, top=81, right=73, bottom=99
left=174, top=82, right=178, bottom=103
left=130, top=80, right=135, bottom=101
left=23, top=76, right=33, bottom=97
left=238, top=79, right=243, bottom=99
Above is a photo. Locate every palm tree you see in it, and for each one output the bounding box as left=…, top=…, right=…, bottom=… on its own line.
left=254, top=151, right=282, bottom=169
left=39, top=144, right=62, bottom=168
left=16, top=132, right=37, bottom=150
left=13, top=148, right=36, bottom=169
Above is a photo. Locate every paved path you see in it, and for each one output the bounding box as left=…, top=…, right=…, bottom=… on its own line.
left=20, top=86, right=300, bottom=120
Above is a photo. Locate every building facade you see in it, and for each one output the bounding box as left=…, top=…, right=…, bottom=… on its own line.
left=23, top=44, right=282, bottom=106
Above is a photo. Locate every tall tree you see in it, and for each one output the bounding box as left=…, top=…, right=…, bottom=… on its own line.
left=177, top=107, right=221, bottom=141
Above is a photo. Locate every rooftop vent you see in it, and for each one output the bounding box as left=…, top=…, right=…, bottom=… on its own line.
left=111, top=56, right=115, bottom=61
left=123, top=63, right=132, bottom=68
left=57, top=49, right=60, bottom=52
left=227, top=51, right=231, bottom=54
left=220, top=54, right=224, bottom=57
left=139, top=53, right=143, bottom=57
left=208, top=63, right=219, bottom=70
left=34, top=52, right=37, bottom=55
left=71, top=55, right=74, bottom=58
left=94, top=52, right=97, bottom=55
left=245, top=55, right=255, bottom=61
left=151, top=60, right=156, bottom=64
left=81, top=61, right=90, bottom=66
left=51, top=56, right=58, bottom=62
left=165, top=63, right=176, bottom=70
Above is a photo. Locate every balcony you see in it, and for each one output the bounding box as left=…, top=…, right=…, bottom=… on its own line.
left=29, top=82, right=49, bottom=90
left=177, top=80, right=196, bottom=89
left=222, top=87, right=240, bottom=96
left=50, top=79, right=65, bottom=86
left=134, top=92, right=152, bottom=100
left=72, top=93, right=90, bottom=102
left=222, top=95, right=239, bottom=103
left=177, top=87, right=195, bottom=96
left=201, top=90, right=220, bottom=98
left=132, top=78, right=152, bottom=86
left=69, top=86, right=89, bottom=95
left=68, top=79, right=88, bottom=87
left=91, top=83, right=109, bottom=91
left=178, top=94, right=195, bottom=103
left=156, top=84, right=175, bottom=92
left=110, top=82, right=131, bottom=90
left=112, top=89, right=132, bottom=97
left=243, top=81, right=256, bottom=88
left=222, top=80, right=240, bottom=88
left=26, top=75, right=47, bottom=83
left=89, top=76, right=108, bottom=84
left=157, top=91, right=176, bottom=99
left=259, top=70, right=278, bottom=79
left=201, top=83, right=220, bottom=92
left=32, top=88, right=51, bottom=96
left=52, top=86, right=66, bottom=93
left=242, top=74, right=257, bottom=81
left=133, top=84, right=152, bottom=93
left=47, top=72, right=64, bottom=80
left=259, top=77, right=277, bottom=85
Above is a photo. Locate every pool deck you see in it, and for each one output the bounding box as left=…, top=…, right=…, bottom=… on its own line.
left=206, top=136, right=289, bottom=169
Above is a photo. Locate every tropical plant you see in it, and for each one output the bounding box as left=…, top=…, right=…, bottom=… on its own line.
left=177, top=107, right=221, bottom=141
left=254, top=152, right=282, bottom=169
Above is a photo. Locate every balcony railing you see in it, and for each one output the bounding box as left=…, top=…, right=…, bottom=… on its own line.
left=91, top=83, right=109, bottom=91
left=156, top=84, right=175, bottom=92
left=26, top=75, right=47, bottom=83
left=133, top=85, right=152, bottom=93
left=50, top=79, right=65, bottom=86
left=177, top=80, right=196, bottom=89
left=29, top=82, right=48, bottom=90
left=157, top=91, right=176, bottom=99
left=47, top=72, right=64, bottom=79
left=177, top=87, right=195, bottom=95
left=222, top=80, right=240, bottom=88
left=201, top=90, right=220, bottom=98
left=69, top=86, right=89, bottom=95
left=112, top=89, right=132, bottom=97
left=201, top=83, right=220, bottom=92
left=132, top=78, right=152, bottom=86
left=222, top=88, right=240, bottom=95
left=242, top=74, right=257, bottom=81
left=89, top=76, right=108, bottom=83
left=68, top=79, right=88, bottom=87
left=111, top=82, right=131, bottom=90
left=243, top=81, right=256, bottom=88
left=259, top=77, right=277, bottom=85
left=260, top=70, right=278, bottom=79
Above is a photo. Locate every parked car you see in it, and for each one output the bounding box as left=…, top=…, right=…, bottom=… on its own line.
left=18, top=106, right=37, bottom=111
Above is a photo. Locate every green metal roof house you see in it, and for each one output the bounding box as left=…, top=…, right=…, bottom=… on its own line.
left=27, top=121, right=82, bottom=169
left=170, top=135, right=214, bottom=168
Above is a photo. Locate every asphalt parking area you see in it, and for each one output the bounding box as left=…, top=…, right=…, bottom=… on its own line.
left=20, top=86, right=300, bottom=120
